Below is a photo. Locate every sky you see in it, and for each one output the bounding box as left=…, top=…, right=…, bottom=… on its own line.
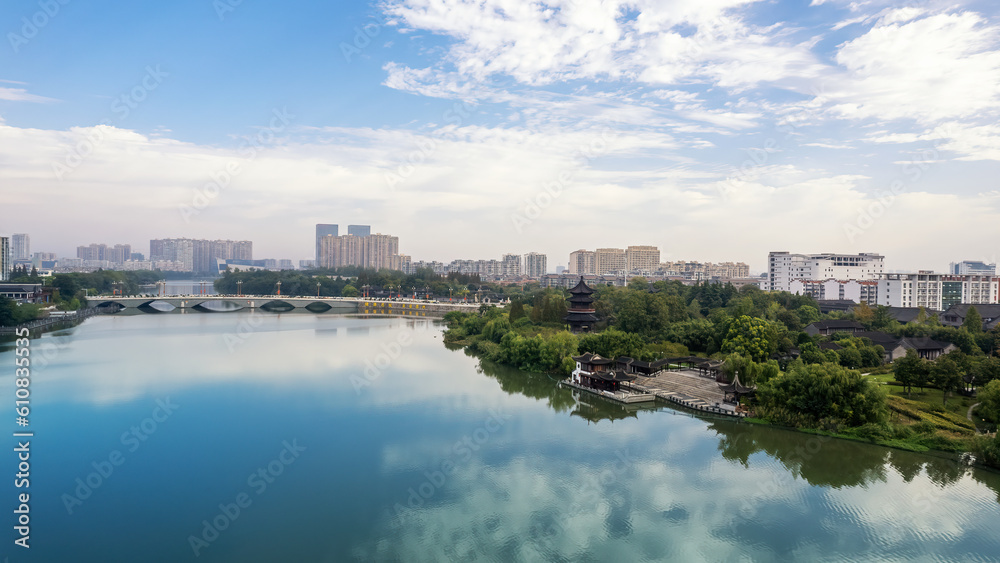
left=1, top=0, right=999, bottom=273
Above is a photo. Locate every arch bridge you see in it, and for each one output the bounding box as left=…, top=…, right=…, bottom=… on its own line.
left=87, top=295, right=481, bottom=317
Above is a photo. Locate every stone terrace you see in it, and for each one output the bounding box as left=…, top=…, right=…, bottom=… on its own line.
left=631, top=369, right=733, bottom=412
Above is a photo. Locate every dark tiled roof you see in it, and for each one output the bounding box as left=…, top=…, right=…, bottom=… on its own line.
left=808, top=320, right=865, bottom=330
left=856, top=331, right=902, bottom=347
left=884, top=307, right=939, bottom=324
left=899, top=337, right=953, bottom=351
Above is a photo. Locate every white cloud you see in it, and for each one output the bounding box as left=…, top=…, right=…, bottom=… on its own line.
left=827, top=11, right=1000, bottom=123
left=0, top=85, right=58, bottom=103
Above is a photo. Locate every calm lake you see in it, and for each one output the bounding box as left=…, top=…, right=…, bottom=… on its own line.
left=3, top=312, right=1000, bottom=562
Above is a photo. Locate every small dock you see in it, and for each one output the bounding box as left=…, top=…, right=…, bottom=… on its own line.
left=629, top=369, right=746, bottom=418
left=560, top=380, right=656, bottom=404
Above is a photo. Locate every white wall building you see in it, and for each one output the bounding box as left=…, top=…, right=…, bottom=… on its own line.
left=789, top=279, right=879, bottom=305
left=877, top=272, right=999, bottom=310
left=764, top=252, right=884, bottom=292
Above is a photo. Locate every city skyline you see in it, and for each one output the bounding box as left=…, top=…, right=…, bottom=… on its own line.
left=2, top=1, right=999, bottom=271
left=5, top=227, right=999, bottom=277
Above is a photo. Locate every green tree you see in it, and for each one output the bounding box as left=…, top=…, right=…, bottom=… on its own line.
left=721, top=315, right=775, bottom=363
left=932, top=352, right=965, bottom=407
left=796, top=305, right=821, bottom=327
left=964, top=306, right=984, bottom=333
left=871, top=306, right=894, bottom=330
left=893, top=349, right=925, bottom=399
left=837, top=347, right=863, bottom=369
left=538, top=331, right=579, bottom=371
left=627, top=276, right=649, bottom=291
left=755, top=362, right=888, bottom=428
left=342, top=284, right=359, bottom=297
left=508, top=301, right=525, bottom=322
left=853, top=302, right=874, bottom=326
left=976, top=380, right=1000, bottom=423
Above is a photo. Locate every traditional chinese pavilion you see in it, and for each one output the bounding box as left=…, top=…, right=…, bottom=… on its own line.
left=564, top=277, right=598, bottom=333
left=571, top=353, right=638, bottom=392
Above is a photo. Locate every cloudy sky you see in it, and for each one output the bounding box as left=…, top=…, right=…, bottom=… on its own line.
left=1, top=0, right=998, bottom=272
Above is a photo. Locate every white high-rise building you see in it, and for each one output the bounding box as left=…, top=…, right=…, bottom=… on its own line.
left=877, top=272, right=999, bottom=310
left=764, top=251, right=885, bottom=292
left=12, top=234, right=29, bottom=261
left=523, top=252, right=547, bottom=278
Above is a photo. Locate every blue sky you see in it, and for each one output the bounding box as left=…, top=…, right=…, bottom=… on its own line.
left=2, top=0, right=999, bottom=271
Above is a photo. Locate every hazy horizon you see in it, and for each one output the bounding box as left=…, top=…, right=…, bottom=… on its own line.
left=3, top=0, right=999, bottom=273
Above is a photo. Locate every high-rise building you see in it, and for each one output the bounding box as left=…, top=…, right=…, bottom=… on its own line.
left=348, top=225, right=371, bottom=237
left=12, top=234, right=29, bottom=261
left=0, top=236, right=10, bottom=281
left=878, top=272, right=999, bottom=310
left=77, top=243, right=108, bottom=261
left=763, top=251, right=884, bottom=292
left=502, top=254, right=522, bottom=277
left=660, top=261, right=751, bottom=280
left=319, top=233, right=402, bottom=270
left=568, top=250, right=596, bottom=275
left=150, top=239, right=195, bottom=271
left=315, top=224, right=339, bottom=265
left=108, top=244, right=132, bottom=264
left=595, top=248, right=627, bottom=274
left=151, top=238, right=251, bottom=273
left=950, top=261, right=997, bottom=276
left=625, top=245, right=660, bottom=272
left=523, top=252, right=547, bottom=278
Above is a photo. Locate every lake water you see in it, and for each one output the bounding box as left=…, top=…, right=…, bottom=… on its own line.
left=3, top=312, right=1000, bottom=562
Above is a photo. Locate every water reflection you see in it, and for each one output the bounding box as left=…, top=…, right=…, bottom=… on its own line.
left=474, top=356, right=661, bottom=423
left=469, top=352, right=1000, bottom=504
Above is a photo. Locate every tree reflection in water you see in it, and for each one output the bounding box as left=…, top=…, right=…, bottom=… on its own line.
left=460, top=347, right=1000, bottom=503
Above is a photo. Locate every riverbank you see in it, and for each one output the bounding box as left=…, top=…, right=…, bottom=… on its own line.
left=0, top=306, right=108, bottom=337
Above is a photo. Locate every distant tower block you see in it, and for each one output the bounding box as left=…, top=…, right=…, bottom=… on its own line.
left=564, top=277, right=598, bottom=333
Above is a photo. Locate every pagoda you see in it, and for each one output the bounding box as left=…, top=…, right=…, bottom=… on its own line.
left=564, top=277, right=598, bottom=333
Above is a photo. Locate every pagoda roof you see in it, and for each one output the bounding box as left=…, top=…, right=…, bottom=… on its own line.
left=573, top=352, right=613, bottom=365
left=564, top=311, right=598, bottom=322
left=568, top=277, right=595, bottom=295
left=718, top=372, right=756, bottom=394
left=584, top=369, right=637, bottom=383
